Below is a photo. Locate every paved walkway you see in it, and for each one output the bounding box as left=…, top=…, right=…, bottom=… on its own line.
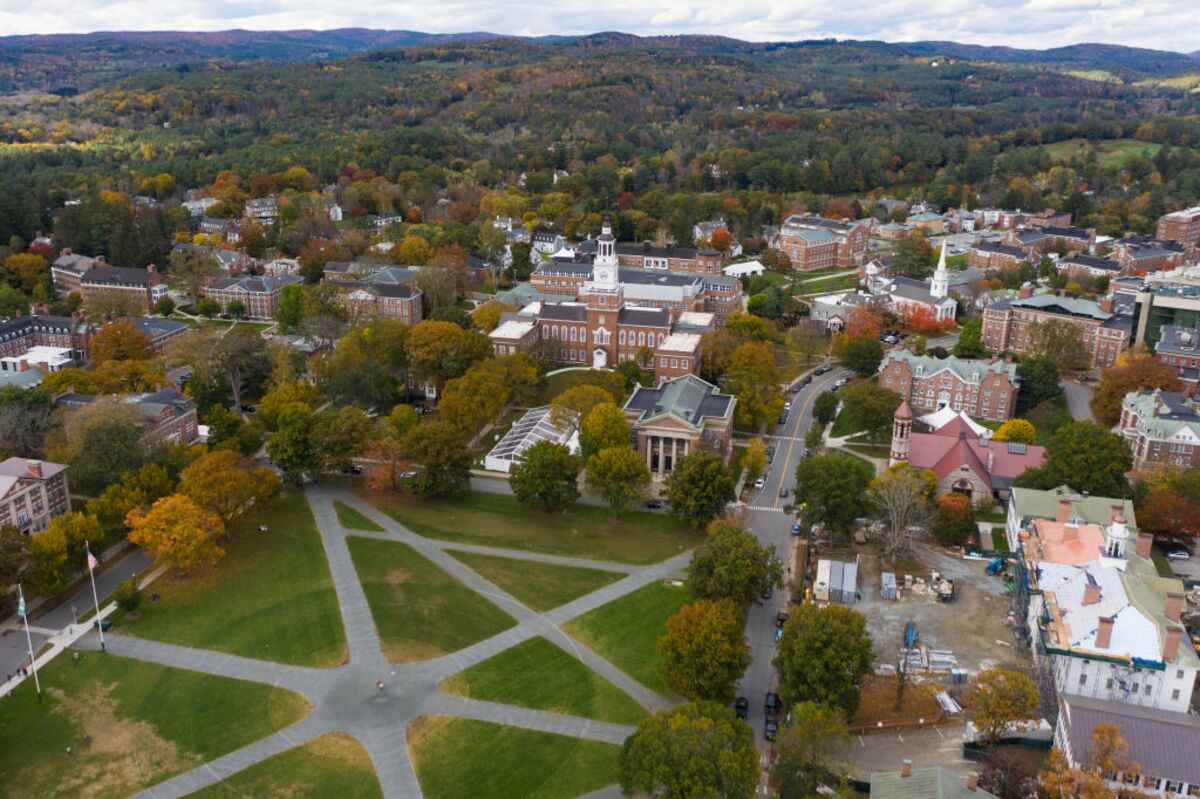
left=72, top=484, right=687, bottom=798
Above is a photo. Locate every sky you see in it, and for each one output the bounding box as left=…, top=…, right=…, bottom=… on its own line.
left=0, top=0, right=1195, bottom=54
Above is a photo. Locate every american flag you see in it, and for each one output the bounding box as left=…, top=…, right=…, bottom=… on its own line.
left=86, top=548, right=97, bottom=573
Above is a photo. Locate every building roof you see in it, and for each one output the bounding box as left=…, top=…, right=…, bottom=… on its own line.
left=624, top=374, right=734, bottom=430
left=121, top=316, right=189, bottom=340
left=489, top=319, right=537, bottom=341
left=781, top=214, right=862, bottom=233
left=971, top=241, right=1029, bottom=259
left=884, top=349, right=1018, bottom=385
left=1155, top=322, right=1200, bottom=356
left=80, top=264, right=161, bottom=288
left=538, top=303, right=588, bottom=323
left=1122, top=389, right=1200, bottom=443
left=1060, top=695, right=1200, bottom=787
left=485, top=405, right=578, bottom=464
left=1010, top=485, right=1137, bottom=532
left=1009, top=293, right=1112, bottom=321
left=906, top=415, right=1046, bottom=491
left=658, top=333, right=701, bottom=354
left=0, top=314, right=79, bottom=342
left=1058, top=254, right=1119, bottom=273
left=618, top=306, right=671, bottom=327
left=870, top=767, right=997, bottom=799
left=206, top=275, right=302, bottom=293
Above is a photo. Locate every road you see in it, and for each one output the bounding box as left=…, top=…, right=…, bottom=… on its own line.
left=736, top=364, right=853, bottom=759
left=1061, top=379, right=1096, bottom=422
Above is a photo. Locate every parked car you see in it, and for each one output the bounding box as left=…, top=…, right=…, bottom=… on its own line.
left=765, top=692, right=782, bottom=713
left=815, top=365, right=832, bottom=375
left=735, top=696, right=749, bottom=719
left=778, top=413, right=788, bottom=425
left=779, top=486, right=789, bottom=498
left=833, top=377, right=848, bottom=388
left=764, top=719, right=778, bottom=741
left=766, top=445, right=776, bottom=463
left=783, top=401, right=792, bottom=412
left=791, top=522, right=802, bottom=535
left=94, top=619, right=113, bottom=632
left=1167, top=549, right=1191, bottom=561
left=761, top=584, right=773, bottom=600
left=754, top=476, right=766, bottom=490
left=645, top=499, right=663, bottom=510
left=800, top=375, right=812, bottom=386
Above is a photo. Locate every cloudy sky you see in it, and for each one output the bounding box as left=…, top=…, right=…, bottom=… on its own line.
left=1, top=0, right=1195, bottom=54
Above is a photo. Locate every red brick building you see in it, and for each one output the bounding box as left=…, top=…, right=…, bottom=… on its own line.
left=51, top=250, right=168, bottom=313
left=878, top=349, right=1020, bottom=421
left=338, top=283, right=424, bottom=324
left=1157, top=207, right=1200, bottom=248
left=623, top=374, right=736, bottom=478
left=1119, top=389, right=1200, bottom=471
left=0, top=313, right=94, bottom=362
left=616, top=242, right=724, bottom=275
left=202, top=275, right=303, bottom=320
left=1110, top=235, right=1189, bottom=274
left=775, top=215, right=870, bottom=272
left=981, top=291, right=1132, bottom=368
left=55, top=388, right=199, bottom=448
left=0, top=457, right=70, bottom=533
left=968, top=240, right=1032, bottom=270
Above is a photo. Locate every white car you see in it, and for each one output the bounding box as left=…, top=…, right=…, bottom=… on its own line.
left=1166, top=550, right=1191, bottom=561
left=753, top=476, right=766, bottom=490
left=833, top=378, right=848, bottom=388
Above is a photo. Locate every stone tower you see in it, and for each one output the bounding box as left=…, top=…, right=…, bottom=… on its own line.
left=889, top=399, right=913, bottom=466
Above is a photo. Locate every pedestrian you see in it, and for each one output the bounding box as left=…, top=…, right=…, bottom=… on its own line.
left=376, top=680, right=384, bottom=692
left=66, top=745, right=72, bottom=756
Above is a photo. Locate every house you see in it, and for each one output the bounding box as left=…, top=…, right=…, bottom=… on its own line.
left=693, top=218, right=742, bottom=257
left=244, top=197, right=279, bottom=225
left=55, top=388, right=199, bottom=447
left=1156, top=206, right=1200, bottom=248
left=879, top=350, right=1019, bottom=421
left=1055, top=694, right=1200, bottom=797
left=531, top=231, right=567, bottom=258
left=907, top=211, right=946, bottom=235
left=120, top=316, right=190, bottom=354
left=889, top=402, right=1046, bottom=500
left=1055, top=253, right=1121, bottom=278
left=1119, top=389, right=1200, bottom=471
left=623, top=374, right=736, bottom=479
left=182, top=197, right=217, bottom=219
left=337, top=282, right=424, bottom=324
left=483, top=406, right=579, bottom=473
left=869, top=761, right=994, bottom=799
left=981, top=290, right=1132, bottom=368
left=776, top=214, right=871, bottom=272
left=262, top=258, right=301, bottom=276
left=0, top=458, right=70, bottom=533
left=878, top=222, right=914, bottom=240
left=201, top=274, right=303, bottom=320
left=1003, top=484, right=1137, bottom=553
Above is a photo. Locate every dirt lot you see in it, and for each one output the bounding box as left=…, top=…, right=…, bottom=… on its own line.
left=814, top=541, right=1028, bottom=675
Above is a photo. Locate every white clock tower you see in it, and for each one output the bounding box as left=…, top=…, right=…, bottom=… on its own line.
left=593, top=221, right=620, bottom=290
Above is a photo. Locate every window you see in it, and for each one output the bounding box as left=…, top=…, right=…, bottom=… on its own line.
left=681, top=359, right=689, bottom=369
left=1178, top=670, right=1185, bottom=680
left=1145, top=684, right=1153, bottom=696
left=1106, top=678, right=1114, bottom=689
left=671, top=358, right=678, bottom=368
left=619, top=330, right=626, bottom=345
left=1173, top=689, right=1181, bottom=701
left=1131, top=683, right=1139, bottom=693
left=1165, top=780, right=1183, bottom=794
left=1079, top=674, right=1087, bottom=686
left=1143, top=777, right=1162, bottom=790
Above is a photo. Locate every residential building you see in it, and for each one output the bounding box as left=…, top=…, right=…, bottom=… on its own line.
left=120, top=317, right=190, bottom=354
left=55, top=388, right=199, bottom=447
left=879, top=350, right=1019, bottom=421
left=877, top=222, right=914, bottom=240
left=615, top=241, right=724, bottom=275
left=201, top=274, right=303, bottom=320
left=0, top=457, right=70, bottom=533
left=182, top=197, right=217, bottom=218
left=623, top=374, right=736, bottom=478
left=776, top=214, right=871, bottom=272
left=1119, top=389, right=1200, bottom=471
left=967, top=240, right=1032, bottom=270
left=1152, top=321, right=1200, bottom=387
left=338, top=282, right=424, bottom=324
left=869, top=761, right=995, bottom=799
left=531, top=231, right=567, bottom=258
left=981, top=291, right=1132, bottom=368
left=906, top=211, right=946, bottom=235
left=1055, top=694, right=1200, bottom=797
left=999, top=208, right=1072, bottom=230
left=1110, top=235, right=1188, bottom=274
left=0, top=345, right=73, bottom=377
left=889, top=402, right=1046, bottom=500
left=1039, top=225, right=1096, bottom=254
left=262, top=258, right=301, bottom=276
left=1156, top=206, right=1200, bottom=248
left=1056, top=253, right=1121, bottom=278
left=1004, top=485, right=1137, bottom=553
left=0, top=313, right=94, bottom=363
left=51, top=250, right=167, bottom=313
left=244, top=197, right=279, bottom=225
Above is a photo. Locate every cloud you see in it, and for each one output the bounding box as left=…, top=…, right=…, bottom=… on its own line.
left=0, top=0, right=1193, bottom=53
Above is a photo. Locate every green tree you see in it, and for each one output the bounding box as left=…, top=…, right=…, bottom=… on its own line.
left=578, top=403, right=629, bottom=461
left=658, top=599, right=750, bottom=701
left=1029, top=319, right=1088, bottom=370
left=266, top=402, right=315, bottom=482
left=1014, top=420, right=1132, bottom=497
left=154, top=295, right=175, bottom=317
left=48, top=401, right=147, bottom=495
left=838, top=335, right=884, bottom=377
left=0, top=385, right=54, bottom=459
left=774, top=603, right=873, bottom=716
left=840, top=382, right=902, bottom=447
left=28, top=524, right=69, bottom=595
left=794, top=454, right=875, bottom=531
left=1016, top=354, right=1062, bottom=407
left=804, top=422, right=825, bottom=454
left=389, top=404, right=419, bottom=438
left=618, top=701, right=758, bottom=799
left=509, top=440, right=582, bottom=512
left=585, top=446, right=650, bottom=516
left=403, top=421, right=472, bottom=497
left=0, top=524, right=29, bottom=596
left=953, top=318, right=985, bottom=358
left=169, top=247, right=220, bottom=305
left=197, top=297, right=220, bottom=318
left=688, top=518, right=783, bottom=607
left=775, top=702, right=850, bottom=799
left=664, top=451, right=735, bottom=528
left=115, top=577, right=143, bottom=613
left=726, top=341, right=783, bottom=429
left=0, top=284, right=29, bottom=318
left=813, top=391, right=838, bottom=427
left=275, top=283, right=307, bottom=333
left=970, top=668, right=1040, bottom=746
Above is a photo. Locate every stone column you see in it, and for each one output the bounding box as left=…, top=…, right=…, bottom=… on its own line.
left=671, top=438, right=678, bottom=474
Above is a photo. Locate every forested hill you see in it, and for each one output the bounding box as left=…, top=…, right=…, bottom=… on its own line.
left=0, top=28, right=1196, bottom=94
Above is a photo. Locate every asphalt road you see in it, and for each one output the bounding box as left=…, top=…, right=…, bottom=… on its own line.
left=736, top=364, right=852, bottom=756
left=1061, top=379, right=1096, bottom=422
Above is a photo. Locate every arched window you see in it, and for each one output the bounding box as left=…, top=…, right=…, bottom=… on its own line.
left=619, top=330, right=626, bottom=345
left=638, top=331, right=645, bottom=346
left=659, top=333, right=665, bottom=346
left=570, top=327, right=577, bottom=342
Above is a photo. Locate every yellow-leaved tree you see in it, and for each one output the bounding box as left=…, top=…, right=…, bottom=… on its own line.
left=126, top=495, right=224, bottom=576
left=178, top=449, right=279, bottom=528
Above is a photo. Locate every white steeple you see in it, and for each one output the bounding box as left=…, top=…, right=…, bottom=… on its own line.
left=930, top=239, right=949, bottom=299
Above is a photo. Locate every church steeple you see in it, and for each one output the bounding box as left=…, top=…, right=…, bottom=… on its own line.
left=930, top=239, right=949, bottom=299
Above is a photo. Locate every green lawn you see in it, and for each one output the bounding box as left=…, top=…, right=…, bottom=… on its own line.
left=0, top=652, right=309, bottom=799
left=529, top=369, right=627, bottom=407
left=989, top=528, right=1010, bottom=551
left=448, top=551, right=623, bottom=611
left=119, top=491, right=347, bottom=668
left=409, top=717, right=619, bottom=799
left=830, top=404, right=864, bottom=437
left=731, top=444, right=748, bottom=484
left=366, top=489, right=701, bottom=565
left=563, top=581, right=692, bottom=694
left=441, top=636, right=647, bottom=725
left=1041, top=137, right=1162, bottom=168
left=186, top=734, right=381, bottom=799
left=335, top=500, right=384, bottom=532
left=346, top=536, right=516, bottom=663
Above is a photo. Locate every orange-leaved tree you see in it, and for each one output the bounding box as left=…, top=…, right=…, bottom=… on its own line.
left=126, top=495, right=225, bottom=576
left=178, top=449, right=279, bottom=529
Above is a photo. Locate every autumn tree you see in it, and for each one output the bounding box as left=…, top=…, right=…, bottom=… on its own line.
left=90, top=320, right=155, bottom=363
left=795, top=453, right=874, bottom=531
left=3, top=252, right=48, bottom=294
left=578, top=403, right=629, bottom=461
left=618, top=702, right=758, bottom=799
left=257, top=379, right=319, bottom=431
left=868, top=463, right=933, bottom=557
left=658, top=599, right=750, bottom=701
left=775, top=702, right=850, bottom=799
left=931, top=493, right=977, bottom=546
left=1014, top=421, right=1131, bottom=497
left=775, top=603, right=873, bottom=716
left=969, top=668, right=1039, bottom=746
left=439, top=369, right=509, bottom=439
left=688, top=518, right=783, bottom=607
left=127, top=494, right=225, bottom=576
left=509, top=440, right=582, bottom=512
left=363, top=437, right=408, bottom=492
left=403, top=421, right=472, bottom=497
left=1029, top=319, right=1088, bottom=370
left=406, top=320, right=490, bottom=394
left=585, top=446, right=650, bottom=516
left=742, top=438, right=767, bottom=486
left=311, top=406, right=381, bottom=472
left=168, top=247, right=220, bottom=305
left=550, top=384, right=619, bottom=432
left=85, top=463, right=174, bottom=534
left=1090, top=348, right=1182, bottom=426
left=28, top=523, right=70, bottom=595
left=993, top=418, right=1037, bottom=444
left=726, top=341, right=783, bottom=429
left=664, top=451, right=736, bottom=528
left=46, top=400, right=147, bottom=495
left=1039, top=723, right=1137, bottom=799
left=471, top=298, right=514, bottom=332
left=178, top=449, right=279, bottom=528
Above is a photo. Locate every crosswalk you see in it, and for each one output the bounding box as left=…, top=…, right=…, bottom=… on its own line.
left=747, top=505, right=787, bottom=513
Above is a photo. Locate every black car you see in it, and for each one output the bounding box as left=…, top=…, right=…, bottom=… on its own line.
left=645, top=499, right=663, bottom=510
left=776, top=611, right=789, bottom=628
left=761, top=584, right=773, bottom=600
left=764, top=719, right=778, bottom=741
left=777, top=414, right=788, bottom=425
left=734, top=696, right=749, bottom=719
left=94, top=618, right=113, bottom=632
left=765, top=692, right=782, bottom=714
left=800, top=375, right=812, bottom=386
left=815, top=365, right=832, bottom=375
left=765, top=445, right=776, bottom=464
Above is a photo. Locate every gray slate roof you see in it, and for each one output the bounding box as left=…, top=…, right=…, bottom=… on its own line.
left=1060, top=694, right=1200, bottom=786
left=870, top=767, right=998, bottom=799
left=624, top=374, right=734, bottom=429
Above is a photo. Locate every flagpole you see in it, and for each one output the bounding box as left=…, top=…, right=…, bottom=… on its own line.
left=18, top=585, right=41, bottom=703
left=86, top=541, right=105, bottom=653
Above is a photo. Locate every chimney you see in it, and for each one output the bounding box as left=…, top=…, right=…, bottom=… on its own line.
left=1082, top=582, right=1101, bottom=606
left=27, top=459, right=42, bottom=479
left=1165, top=592, right=1185, bottom=622
left=1018, top=284, right=1034, bottom=299
left=1096, top=616, right=1115, bottom=650
left=1098, top=296, right=1114, bottom=313
left=1164, top=625, right=1183, bottom=662
left=95, top=254, right=106, bottom=263
left=967, top=773, right=980, bottom=792
left=1136, top=531, right=1154, bottom=559
left=901, top=760, right=913, bottom=778
left=147, top=263, right=157, bottom=274
left=61, top=247, right=72, bottom=256
left=1056, top=498, right=1072, bottom=523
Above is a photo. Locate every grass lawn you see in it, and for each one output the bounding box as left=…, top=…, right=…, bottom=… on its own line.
left=441, top=636, right=647, bottom=725
left=1042, top=137, right=1162, bottom=168
left=335, top=500, right=384, bottom=532
left=0, top=652, right=308, bottom=799
left=448, top=551, right=623, bottom=611
left=365, top=489, right=701, bottom=565
left=119, top=491, right=347, bottom=668
left=731, top=444, right=748, bottom=484
left=529, top=369, right=626, bottom=407
left=346, top=536, right=516, bottom=663
left=563, top=581, right=692, bottom=694
left=1024, top=396, right=1072, bottom=445
left=831, top=404, right=868, bottom=438
left=989, top=528, right=1010, bottom=551
left=186, top=734, right=381, bottom=799
left=409, top=716, right=619, bottom=799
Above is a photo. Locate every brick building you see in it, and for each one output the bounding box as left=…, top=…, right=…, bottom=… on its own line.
left=0, top=457, right=70, bottom=533
left=0, top=313, right=94, bottom=363
left=1119, top=389, right=1200, bottom=471
left=120, top=317, right=190, bottom=354
left=1152, top=321, right=1200, bottom=388
left=1110, top=235, right=1188, bottom=274
left=1055, top=254, right=1121, bottom=279
left=879, top=349, right=1020, bottom=421
left=201, top=274, right=303, bottom=320
left=51, top=250, right=167, bottom=313
left=55, top=388, right=199, bottom=448
left=775, top=215, right=870, bottom=272
left=623, top=374, right=736, bottom=479
left=338, top=283, right=424, bottom=324
left=1157, top=207, right=1200, bottom=248
left=616, top=242, right=724, bottom=275
left=981, top=291, right=1132, bottom=368
left=968, top=240, right=1032, bottom=270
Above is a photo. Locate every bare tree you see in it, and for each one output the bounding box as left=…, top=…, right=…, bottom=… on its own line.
left=867, top=464, right=932, bottom=558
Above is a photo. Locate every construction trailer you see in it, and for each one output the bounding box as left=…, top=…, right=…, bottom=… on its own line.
left=881, top=572, right=898, bottom=600
left=814, top=559, right=832, bottom=602
left=837, top=557, right=860, bottom=604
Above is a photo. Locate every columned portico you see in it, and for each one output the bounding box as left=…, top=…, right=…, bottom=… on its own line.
left=646, top=434, right=689, bottom=478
